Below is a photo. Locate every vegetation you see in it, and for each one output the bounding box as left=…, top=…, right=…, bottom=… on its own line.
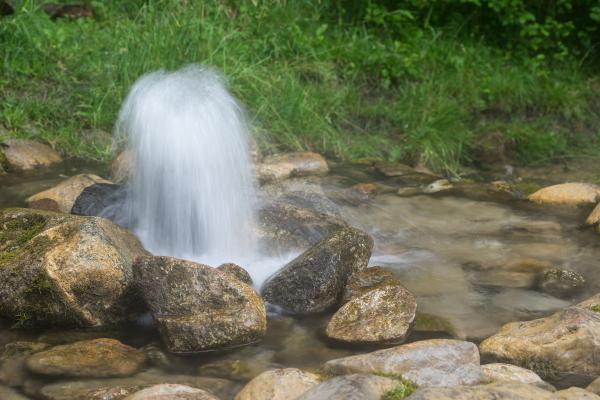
left=1, top=0, right=599, bottom=173
left=377, top=372, right=418, bottom=399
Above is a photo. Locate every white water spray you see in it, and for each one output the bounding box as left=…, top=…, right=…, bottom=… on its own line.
left=115, top=65, right=257, bottom=265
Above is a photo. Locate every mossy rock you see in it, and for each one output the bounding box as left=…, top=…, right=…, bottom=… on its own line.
left=413, top=313, right=457, bottom=337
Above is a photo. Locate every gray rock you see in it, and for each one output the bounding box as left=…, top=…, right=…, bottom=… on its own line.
left=217, top=263, right=253, bottom=285
left=0, top=208, right=147, bottom=327
left=235, top=368, right=320, bottom=400
left=124, top=384, right=219, bottom=400
left=261, top=227, right=373, bottom=314
left=133, top=256, right=266, bottom=353
left=405, top=382, right=554, bottom=399
left=322, top=339, right=485, bottom=387
left=341, top=266, right=395, bottom=304
left=70, top=182, right=125, bottom=220
left=298, top=374, right=399, bottom=400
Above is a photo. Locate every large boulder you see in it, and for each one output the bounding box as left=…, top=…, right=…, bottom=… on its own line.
left=133, top=256, right=267, bottom=353
left=124, top=384, right=219, bottom=400
left=404, top=382, right=554, bottom=400
left=528, top=183, right=600, bottom=205
left=256, top=152, right=328, bottom=184
left=298, top=374, right=400, bottom=400
left=25, top=174, right=111, bottom=213
left=479, top=304, right=600, bottom=386
left=322, top=339, right=485, bottom=387
left=37, top=369, right=237, bottom=400
left=257, top=202, right=348, bottom=251
left=235, top=368, right=321, bottom=400
left=26, top=338, right=146, bottom=378
left=0, top=208, right=147, bottom=327
left=325, top=281, right=417, bottom=345
left=261, top=227, right=373, bottom=314
left=0, top=139, right=62, bottom=171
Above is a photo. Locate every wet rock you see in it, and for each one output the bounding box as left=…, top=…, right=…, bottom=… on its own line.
left=279, top=190, right=341, bottom=217
left=528, top=183, right=600, bottom=205
left=396, top=187, right=422, bottom=197
left=373, top=162, right=419, bottom=177
left=38, top=369, right=237, bottom=400
left=341, top=266, right=395, bottom=303
left=0, top=208, right=147, bottom=327
left=588, top=377, right=600, bottom=395
left=110, top=150, right=134, bottom=184
left=333, top=183, right=379, bottom=206
left=0, top=384, right=30, bottom=400
left=70, top=182, right=125, bottom=219
left=481, top=363, right=548, bottom=388
left=235, top=368, right=321, bottom=400
left=424, top=179, right=453, bottom=193
left=0, top=342, right=49, bottom=387
left=26, top=338, right=146, bottom=378
left=257, top=202, right=348, bottom=251
left=25, top=174, right=111, bottom=213
left=536, top=268, right=585, bottom=298
left=261, top=227, right=373, bottom=314
left=0, top=139, right=62, bottom=171
left=197, top=348, right=276, bottom=382
left=325, top=282, right=417, bottom=345
left=217, top=263, right=253, bottom=285
left=298, top=374, right=398, bottom=400
left=555, top=387, right=600, bottom=399
left=405, top=382, right=554, bottom=399
left=124, top=384, right=219, bottom=400
left=133, top=256, right=266, bottom=353
left=322, top=339, right=485, bottom=387
left=586, top=203, right=600, bottom=225
left=140, top=343, right=173, bottom=370
left=257, top=152, right=328, bottom=184
left=413, top=313, right=457, bottom=337
left=479, top=306, right=600, bottom=386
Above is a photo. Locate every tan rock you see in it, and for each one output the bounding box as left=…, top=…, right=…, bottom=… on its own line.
left=586, top=203, right=600, bottom=225
left=555, top=387, right=600, bottom=399
left=405, top=382, right=554, bottom=399
left=26, top=339, right=146, bottom=378
left=217, top=263, right=253, bottom=285
left=124, top=384, right=219, bottom=400
left=341, top=266, right=395, bottom=303
left=0, top=384, right=30, bottom=400
left=322, top=339, right=485, bottom=387
left=298, top=374, right=399, bottom=400
left=110, top=150, right=134, bottom=184
left=587, top=376, right=600, bottom=395
left=529, top=183, right=600, bottom=205
left=481, top=363, right=545, bottom=386
left=25, top=174, right=111, bottom=213
left=235, top=368, right=320, bottom=400
left=257, top=152, right=328, bottom=183
left=479, top=307, right=600, bottom=385
left=0, top=139, right=62, bottom=170
left=326, top=282, right=417, bottom=345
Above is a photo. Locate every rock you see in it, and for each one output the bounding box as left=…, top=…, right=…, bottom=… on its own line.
left=26, top=338, right=146, bottom=378
left=70, top=182, right=125, bottom=219
left=38, top=369, right=237, bottom=400
left=413, top=313, right=457, bottom=337
left=235, top=368, right=321, bottom=400
left=481, top=363, right=547, bottom=388
left=588, top=377, right=600, bottom=395
left=257, top=202, right=348, bottom=251
left=25, top=174, right=111, bottom=213
left=529, top=183, right=600, bottom=205
left=405, top=382, right=554, bottom=400
left=341, top=266, right=395, bottom=303
left=0, top=384, right=31, bottom=400
left=197, top=348, right=276, bottom=382
left=586, top=203, right=600, bottom=225
left=279, top=190, right=341, bottom=217
left=479, top=306, right=600, bottom=386
left=396, top=187, right=422, bottom=197
left=217, top=263, right=253, bottom=285
left=423, top=179, right=453, bottom=193
left=322, top=339, right=485, bottom=387
left=261, top=227, right=373, bottom=314
left=0, top=208, right=147, bottom=327
left=133, top=256, right=266, bottom=353
left=256, top=152, right=328, bottom=184
left=124, top=384, right=219, bottom=400
left=0, top=139, right=62, bottom=171
left=110, top=150, right=134, bottom=184
left=298, top=374, right=399, bottom=400
left=536, top=268, right=585, bottom=298
left=325, top=281, right=417, bottom=345
left=0, top=342, right=49, bottom=387
left=374, top=162, right=419, bottom=177
left=555, top=387, right=600, bottom=399
left=332, top=183, right=379, bottom=206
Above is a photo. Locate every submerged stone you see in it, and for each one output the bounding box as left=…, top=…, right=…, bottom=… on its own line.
left=26, top=338, right=146, bottom=378
left=133, top=256, right=266, bottom=353
left=322, top=339, right=485, bottom=387
left=0, top=208, right=146, bottom=327
left=235, top=368, right=321, bottom=400
left=26, top=174, right=111, bottom=213
left=261, top=227, right=373, bottom=314
left=0, top=341, right=49, bottom=387
left=124, top=384, right=219, bottom=400
left=0, top=139, right=62, bottom=171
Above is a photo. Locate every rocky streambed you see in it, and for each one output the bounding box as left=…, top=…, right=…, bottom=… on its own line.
left=1, top=139, right=600, bottom=399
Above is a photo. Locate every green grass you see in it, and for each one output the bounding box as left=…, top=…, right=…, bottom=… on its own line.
left=1, top=1, right=599, bottom=173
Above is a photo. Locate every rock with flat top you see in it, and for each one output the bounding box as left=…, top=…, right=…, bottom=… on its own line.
left=26, top=174, right=111, bottom=213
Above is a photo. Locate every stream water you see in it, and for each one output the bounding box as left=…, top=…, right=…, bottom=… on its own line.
left=1, top=159, right=599, bottom=394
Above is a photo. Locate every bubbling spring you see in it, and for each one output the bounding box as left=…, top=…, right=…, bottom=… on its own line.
left=113, top=65, right=259, bottom=268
